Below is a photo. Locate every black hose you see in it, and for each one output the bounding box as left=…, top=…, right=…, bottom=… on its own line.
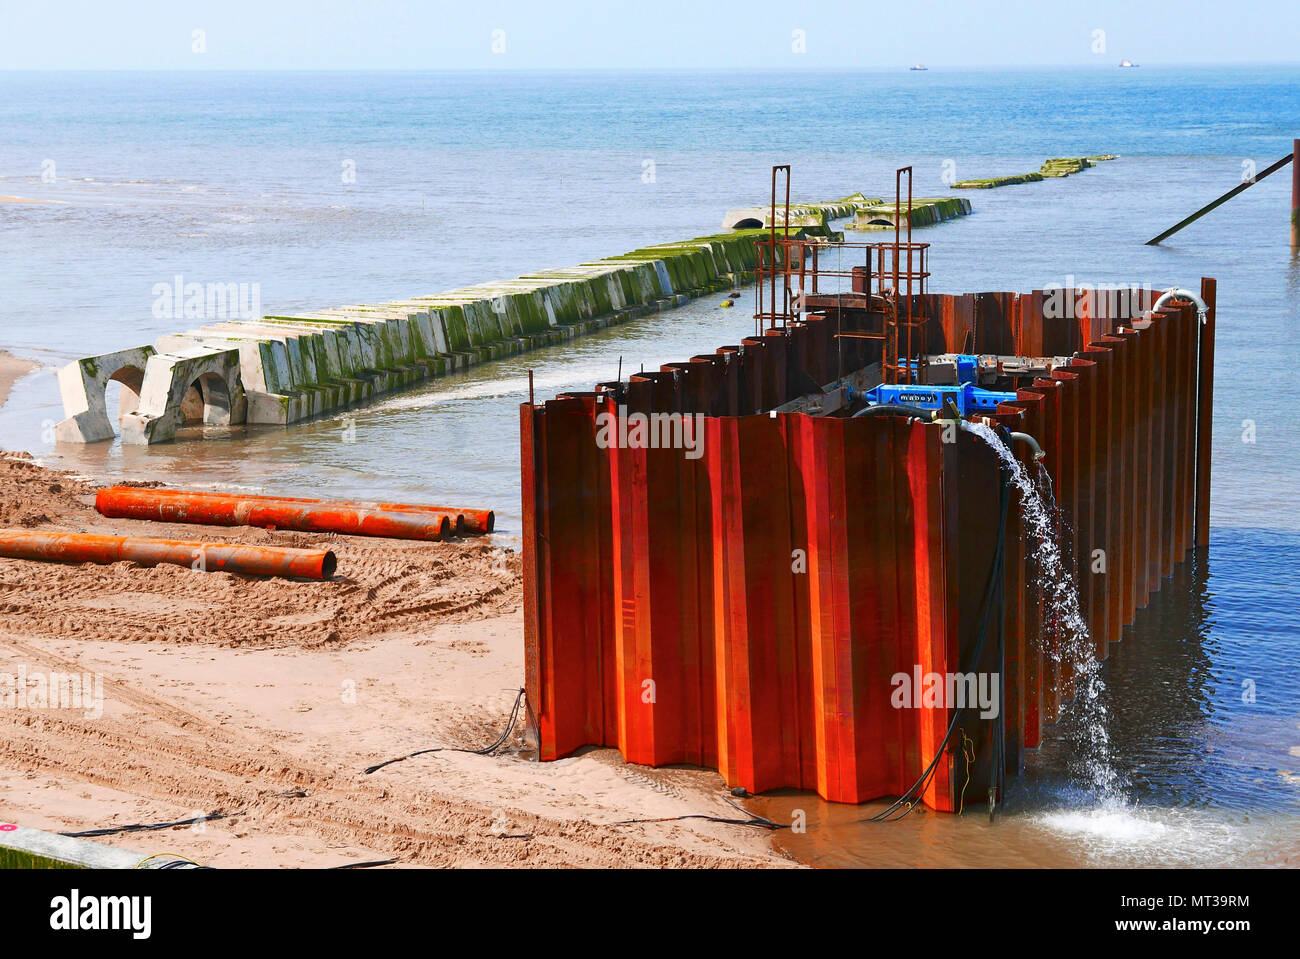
left=364, top=687, right=528, bottom=774
left=851, top=403, right=933, bottom=419
left=331, top=858, right=400, bottom=869
left=867, top=461, right=1012, bottom=823
left=611, top=794, right=789, bottom=831
left=61, top=811, right=238, bottom=838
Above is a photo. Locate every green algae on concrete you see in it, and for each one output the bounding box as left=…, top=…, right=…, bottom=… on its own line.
left=0, top=846, right=82, bottom=869
left=105, top=198, right=847, bottom=432
left=952, top=172, right=1045, bottom=189
left=1038, top=157, right=1094, bottom=177
left=851, top=196, right=972, bottom=229
left=721, top=194, right=885, bottom=234
left=59, top=190, right=949, bottom=441
left=952, top=155, right=1117, bottom=189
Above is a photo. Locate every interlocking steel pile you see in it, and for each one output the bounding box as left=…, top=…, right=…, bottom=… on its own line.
left=521, top=280, right=1215, bottom=810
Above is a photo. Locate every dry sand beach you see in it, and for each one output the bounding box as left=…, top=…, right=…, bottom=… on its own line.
left=0, top=451, right=792, bottom=867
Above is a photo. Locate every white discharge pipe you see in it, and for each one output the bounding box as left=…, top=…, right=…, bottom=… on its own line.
left=1152, top=287, right=1210, bottom=324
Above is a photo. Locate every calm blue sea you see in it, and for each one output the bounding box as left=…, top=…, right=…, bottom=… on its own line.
left=0, top=67, right=1297, bottom=863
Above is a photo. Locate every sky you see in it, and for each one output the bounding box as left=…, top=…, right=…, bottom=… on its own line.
left=0, top=0, right=1294, bottom=70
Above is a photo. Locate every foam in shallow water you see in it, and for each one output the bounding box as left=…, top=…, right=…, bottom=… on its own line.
left=1038, top=804, right=1167, bottom=843
left=1028, top=801, right=1249, bottom=866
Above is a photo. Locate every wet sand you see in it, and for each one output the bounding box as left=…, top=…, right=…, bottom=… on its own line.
left=0, top=452, right=790, bottom=867
left=0, top=352, right=38, bottom=410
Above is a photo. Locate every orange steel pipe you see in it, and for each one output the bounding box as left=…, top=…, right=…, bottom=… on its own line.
left=99, top=487, right=493, bottom=536
left=95, top=487, right=453, bottom=542
left=0, top=530, right=335, bottom=579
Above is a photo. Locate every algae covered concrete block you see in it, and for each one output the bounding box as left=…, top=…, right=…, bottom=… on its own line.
left=851, top=196, right=972, bottom=230
left=58, top=192, right=871, bottom=443
left=1038, top=157, right=1095, bottom=177
left=952, top=155, right=1114, bottom=189
left=119, top=346, right=245, bottom=445
left=55, top=346, right=157, bottom=443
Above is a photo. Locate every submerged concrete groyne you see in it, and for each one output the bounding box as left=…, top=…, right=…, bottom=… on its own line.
left=851, top=196, right=972, bottom=229
left=57, top=227, right=796, bottom=444
left=721, top=193, right=883, bottom=234
left=952, top=155, right=1117, bottom=189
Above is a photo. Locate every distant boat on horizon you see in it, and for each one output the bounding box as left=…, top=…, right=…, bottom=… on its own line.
left=1119, top=59, right=1139, bottom=68
left=910, top=64, right=928, bottom=71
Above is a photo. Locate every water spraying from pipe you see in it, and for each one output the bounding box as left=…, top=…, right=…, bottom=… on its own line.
left=964, top=420, right=1126, bottom=805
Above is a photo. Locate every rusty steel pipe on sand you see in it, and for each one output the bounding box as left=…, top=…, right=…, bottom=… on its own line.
left=108, top=487, right=493, bottom=535
left=95, top=487, right=455, bottom=542
left=0, top=529, right=336, bottom=580
left=101, top=487, right=493, bottom=535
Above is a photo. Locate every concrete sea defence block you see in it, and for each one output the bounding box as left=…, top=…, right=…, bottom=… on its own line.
left=323, top=310, right=416, bottom=368
left=1, top=822, right=201, bottom=869
left=952, top=172, right=1045, bottom=189
left=294, top=313, right=388, bottom=371
left=157, top=332, right=277, bottom=394
left=255, top=320, right=374, bottom=406
left=120, top=346, right=245, bottom=445
left=720, top=195, right=883, bottom=232
left=208, top=322, right=318, bottom=390
left=55, top=346, right=157, bottom=443
left=411, top=298, right=480, bottom=353
left=852, top=196, right=973, bottom=229
left=59, top=196, right=864, bottom=442
left=156, top=330, right=314, bottom=425
left=197, top=322, right=336, bottom=421
left=420, top=295, right=506, bottom=348
left=952, top=156, right=1115, bottom=189
left=1038, top=157, right=1095, bottom=177
left=506, top=278, right=593, bottom=326
left=374, top=302, right=452, bottom=359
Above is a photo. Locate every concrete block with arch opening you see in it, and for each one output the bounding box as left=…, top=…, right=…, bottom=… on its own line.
left=54, top=346, right=157, bottom=443
left=118, top=346, right=246, bottom=445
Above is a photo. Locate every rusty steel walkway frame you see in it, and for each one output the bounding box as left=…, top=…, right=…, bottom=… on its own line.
left=755, top=165, right=930, bottom=385
left=521, top=275, right=1217, bottom=811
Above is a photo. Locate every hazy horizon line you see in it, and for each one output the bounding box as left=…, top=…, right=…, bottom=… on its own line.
left=3, top=61, right=1298, bottom=74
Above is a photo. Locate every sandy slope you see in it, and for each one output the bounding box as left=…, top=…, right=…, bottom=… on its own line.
left=0, top=452, right=792, bottom=867
left=0, top=351, right=38, bottom=411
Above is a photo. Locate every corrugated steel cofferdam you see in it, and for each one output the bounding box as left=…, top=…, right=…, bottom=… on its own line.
left=520, top=278, right=1216, bottom=811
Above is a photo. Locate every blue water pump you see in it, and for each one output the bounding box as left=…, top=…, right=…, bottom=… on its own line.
left=856, top=355, right=1017, bottom=416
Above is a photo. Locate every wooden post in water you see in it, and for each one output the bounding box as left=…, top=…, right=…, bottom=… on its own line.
left=1195, top=277, right=1216, bottom=549
left=1292, top=138, right=1300, bottom=248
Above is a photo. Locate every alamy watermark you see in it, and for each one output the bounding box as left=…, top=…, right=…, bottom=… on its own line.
left=594, top=405, right=705, bottom=460
left=152, top=275, right=261, bottom=321
left=891, top=665, right=999, bottom=719
left=1043, top=276, right=1153, bottom=320
left=1, top=666, right=103, bottom=720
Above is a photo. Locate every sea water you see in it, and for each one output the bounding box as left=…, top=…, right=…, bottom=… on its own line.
left=1, top=67, right=1297, bottom=864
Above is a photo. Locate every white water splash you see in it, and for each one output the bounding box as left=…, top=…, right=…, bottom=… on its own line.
left=965, top=421, right=1126, bottom=804
left=1031, top=807, right=1249, bottom=865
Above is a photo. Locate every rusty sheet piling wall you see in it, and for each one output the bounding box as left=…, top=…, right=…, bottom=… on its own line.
left=521, top=280, right=1216, bottom=810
